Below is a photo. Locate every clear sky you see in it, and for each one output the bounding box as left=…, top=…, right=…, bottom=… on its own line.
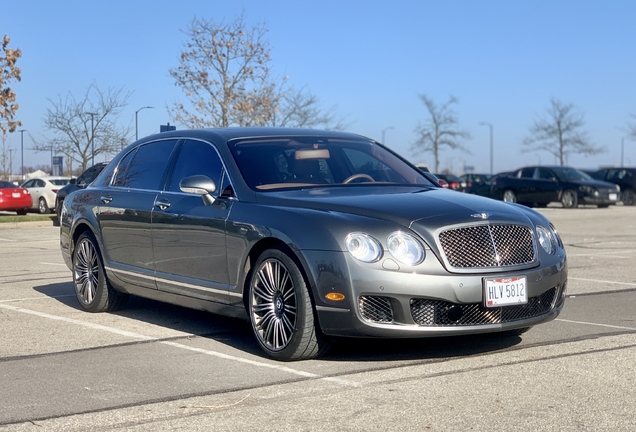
left=4, top=0, right=636, bottom=174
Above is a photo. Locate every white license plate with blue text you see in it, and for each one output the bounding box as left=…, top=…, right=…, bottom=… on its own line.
left=484, top=276, right=527, bottom=307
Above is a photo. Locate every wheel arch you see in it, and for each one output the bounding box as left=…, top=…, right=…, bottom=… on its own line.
left=240, top=237, right=319, bottom=314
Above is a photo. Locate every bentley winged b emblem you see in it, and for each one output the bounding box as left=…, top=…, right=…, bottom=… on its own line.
left=471, top=212, right=492, bottom=219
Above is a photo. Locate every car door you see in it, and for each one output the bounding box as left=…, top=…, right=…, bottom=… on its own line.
left=96, top=139, right=179, bottom=289
left=22, top=179, right=43, bottom=209
left=516, top=167, right=537, bottom=202
left=534, top=168, right=560, bottom=204
left=151, top=139, right=235, bottom=304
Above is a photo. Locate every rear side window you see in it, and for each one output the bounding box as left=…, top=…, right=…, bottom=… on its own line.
left=115, top=140, right=178, bottom=190
left=520, top=168, right=535, bottom=178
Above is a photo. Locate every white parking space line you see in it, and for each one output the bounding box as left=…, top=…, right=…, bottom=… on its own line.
left=0, top=295, right=75, bottom=303
left=0, top=303, right=360, bottom=387
left=0, top=237, right=17, bottom=242
left=39, top=262, right=68, bottom=267
left=557, top=318, right=636, bottom=331
left=569, top=277, right=636, bottom=287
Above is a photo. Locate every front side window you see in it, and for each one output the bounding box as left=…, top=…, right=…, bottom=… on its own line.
left=168, top=140, right=225, bottom=192
left=115, top=140, right=178, bottom=190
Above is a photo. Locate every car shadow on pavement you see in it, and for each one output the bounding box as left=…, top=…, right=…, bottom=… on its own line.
left=33, top=282, right=521, bottom=362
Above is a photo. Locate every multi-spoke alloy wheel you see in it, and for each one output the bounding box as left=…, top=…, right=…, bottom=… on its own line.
left=72, top=232, right=128, bottom=312
left=248, top=248, right=328, bottom=361
left=75, top=236, right=100, bottom=306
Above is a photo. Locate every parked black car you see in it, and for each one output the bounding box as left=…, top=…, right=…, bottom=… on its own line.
left=459, top=173, right=494, bottom=197
left=55, top=163, right=108, bottom=218
left=587, top=168, right=636, bottom=206
left=492, top=166, right=620, bottom=208
left=59, top=128, right=567, bottom=360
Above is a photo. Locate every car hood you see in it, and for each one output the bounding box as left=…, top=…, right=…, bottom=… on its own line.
left=258, top=186, right=539, bottom=240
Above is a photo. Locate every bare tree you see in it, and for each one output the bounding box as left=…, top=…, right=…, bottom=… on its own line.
left=411, top=95, right=471, bottom=173
left=0, top=133, right=15, bottom=179
left=169, top=14, right=345, bottom=129
left=0, top=35, right=22, bottom=136
left=523, top=98, right=602, bottom=166
left=627, top=113, right=636, bottom=139
left=269, top=86, right=348, bottom=130
left=34, top=83, right=132, bottom=171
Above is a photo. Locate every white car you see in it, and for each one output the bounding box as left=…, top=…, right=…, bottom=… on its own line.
left=21, top=176, right=71, bottom=213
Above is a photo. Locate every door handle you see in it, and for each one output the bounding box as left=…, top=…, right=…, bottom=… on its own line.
left=155, top=198, right=171, bottom=211
left=100, top=195, right=113, bottom=204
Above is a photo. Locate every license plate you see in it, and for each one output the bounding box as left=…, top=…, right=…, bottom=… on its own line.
left=484, top=276, right=527, bottom=307
left=12, top=192, right=20, bottom=198
left=609, top=193, right=617, bottom=201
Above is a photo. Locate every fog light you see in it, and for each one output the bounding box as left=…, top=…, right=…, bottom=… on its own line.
left=325, top=292, right=345, bottom=301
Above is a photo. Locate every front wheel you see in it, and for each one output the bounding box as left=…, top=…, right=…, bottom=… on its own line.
left=248, top=248, right=329, bottom=361
left=561, top=189, right=578, bottom=208
left=622, top=189, right=635, bottom=206
left=502, top=189, right=517, bottom=203
left=73, top=232, right=128, bottom=312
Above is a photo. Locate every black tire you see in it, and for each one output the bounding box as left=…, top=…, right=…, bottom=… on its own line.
left=248, top=247, right=330, bottom=361
left=597, top=204, right=610, bottom=209
left=72, top=232, right=128, bottom=312
left=502, top=189, right=517, bottom=203
left=560, top=189, right=578, bottom=208
left=16, top=209, right=27, bottom=216
left=622, top=189, right=636, bottom=206
left=55, top=199, right=62, bottom=219
left=38, top=197, right=49, bottom=214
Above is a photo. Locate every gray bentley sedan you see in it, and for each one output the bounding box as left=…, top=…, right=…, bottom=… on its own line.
left=60, top=128, right=567, bottom=361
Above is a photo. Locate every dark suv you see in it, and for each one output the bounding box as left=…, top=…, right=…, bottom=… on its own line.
left=588, top=168, right=636, bottom=206
left=55, top=163, right=108, bottom=217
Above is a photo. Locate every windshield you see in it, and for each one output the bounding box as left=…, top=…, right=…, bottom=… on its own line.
left=229, top=136, right=436, bottom=191
left=552, top=167, right=593, bottom=181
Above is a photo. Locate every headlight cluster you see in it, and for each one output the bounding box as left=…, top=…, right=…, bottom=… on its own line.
left=536, top=225, right=560, bottom=254
left=345, top=231, right=425, bottom=265
left=579, top=185, right=598, bottom=196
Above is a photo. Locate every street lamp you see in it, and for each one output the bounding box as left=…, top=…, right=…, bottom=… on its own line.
left=135, top=106, right=154, bottom=140
left=19, top=129, right=26, bottom=182
left=84, top=112, right=97, bottom=165
left=479, top=122, right=494, bottom=175
left=381, top=126, right=394, bottom=145
left=8, top=148, right=14, bottom=180
left=621, top=136, right=631, bottom=168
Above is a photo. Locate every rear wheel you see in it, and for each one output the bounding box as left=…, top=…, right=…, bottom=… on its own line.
left=502, top=189, right=517, bottom=203
left=561, top=189, right=578, bottom=208
left=16, top=209, right=27, bottom=216
left=622, top=189, right=636, bottom=206
left=73, top=232, right=128, bottom=312
left=248, top=247, right=330, bottom=361
left=38, top=197, right=49, bottom=214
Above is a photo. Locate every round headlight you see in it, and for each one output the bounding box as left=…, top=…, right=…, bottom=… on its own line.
left=536, top=225, right=554, bottom=254
left=387, top=232, right=425, bottom=265
left=345, top=233, right=382, bottom=262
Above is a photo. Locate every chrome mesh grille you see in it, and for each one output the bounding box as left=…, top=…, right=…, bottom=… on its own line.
left=439, top=224, right=535, bottom=268
left=359, top=295, right=393, bottom=323
left=410, top=287, right=557, bottom=326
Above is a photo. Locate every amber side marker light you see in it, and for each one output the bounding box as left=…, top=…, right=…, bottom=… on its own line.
left=325, top=292, right=345, bottom=301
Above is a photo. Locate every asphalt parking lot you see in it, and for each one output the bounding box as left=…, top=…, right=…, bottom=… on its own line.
left=1, top=206, right=635, bottom=431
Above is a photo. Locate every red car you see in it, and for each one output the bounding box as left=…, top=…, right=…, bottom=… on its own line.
left=0, top=180, right=33, bottom=215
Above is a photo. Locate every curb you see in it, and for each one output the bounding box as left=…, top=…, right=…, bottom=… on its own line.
left=0, top=220, right=58, bottom=229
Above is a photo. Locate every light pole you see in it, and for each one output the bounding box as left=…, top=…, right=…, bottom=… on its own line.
left=19, top=129, right=26, bottom=182
left=84, top=112, right=97, bottom=166
left=135, top=106, right=154, bottom=140
left=479, top=122, right=494, bottom=175
left=381, top=126, right=394, bottom=145
left=8, top=148, right=14, bottom=180
left=621, top=136, right=630, bottom=168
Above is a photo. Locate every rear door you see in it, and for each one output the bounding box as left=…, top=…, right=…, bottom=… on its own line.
left=96, top=139, right=179, bottom=289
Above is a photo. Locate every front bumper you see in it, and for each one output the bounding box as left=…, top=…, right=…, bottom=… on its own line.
left=305, top=250, right=567, bottom=338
